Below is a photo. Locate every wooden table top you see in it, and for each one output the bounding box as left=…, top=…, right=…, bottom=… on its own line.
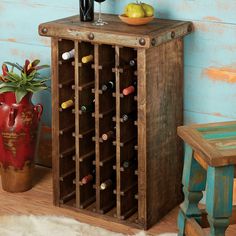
left=178, top=121, right=236, bottom=167
left=39, top=14, right=192, bottom=48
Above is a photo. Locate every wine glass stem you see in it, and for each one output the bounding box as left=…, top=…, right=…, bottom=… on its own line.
left=98, top=3, right=102, bottom=22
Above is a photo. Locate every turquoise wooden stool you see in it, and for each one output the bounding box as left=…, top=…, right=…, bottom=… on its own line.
left=177, top=121, right=236, bottom=236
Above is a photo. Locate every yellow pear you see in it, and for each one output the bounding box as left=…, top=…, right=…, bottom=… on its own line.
left=124, top=2, right=145, bottom=18
left=141, top=3, right=154, bottom=17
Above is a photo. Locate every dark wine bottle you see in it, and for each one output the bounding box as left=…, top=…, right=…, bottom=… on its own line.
left=129, top=59, right=137, bottom=67
left=101, top=127, right=116, bottom=141
left=79, top=0, right=94, bottom=22
left=101, top=80, right=115, bottom=92
left=121, top=111, right=137, bottom=123
left=122, top=81, right=137, bottom=96
left=80, top=100, right=95, bottom=113
left=81, top=169, right=95, bottom=185
left=100, top=179, right=113, bottom=190
left=122, top=156, right=138, bottom=169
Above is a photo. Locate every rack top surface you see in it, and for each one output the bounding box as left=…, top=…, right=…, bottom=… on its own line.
left=39, top=14, right=192, bottom=48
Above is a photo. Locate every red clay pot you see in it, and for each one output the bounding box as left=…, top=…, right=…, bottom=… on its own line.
left=0, top=92, right=43, bottom=192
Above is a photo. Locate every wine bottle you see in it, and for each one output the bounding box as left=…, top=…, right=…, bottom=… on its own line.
left=81, top=54, right=94, bottom=64
left=61, top=99, right=74, bottom=109
left=100, top=179, right=113, bottom=190
left=80, top=100, right=95, bottom=113
left=79, top=0, right=94, bottom=22
left=129, top=59, right=137, bottom=67
left=62, top=49, right=75, bottom=60
left=81, top=169, right=95, bottom=185
left=101, top=127, right=116, bottom=141
left=101, top=80, right=115, bottom=92
left=121, top=111, right=137, bottom=123
left=122, top=81, right=137, bottom=96
left=122, top=156, right=138, bottom=169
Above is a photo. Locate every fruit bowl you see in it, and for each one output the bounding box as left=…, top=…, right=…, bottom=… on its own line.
left=119, top=14, right=154, bottom=26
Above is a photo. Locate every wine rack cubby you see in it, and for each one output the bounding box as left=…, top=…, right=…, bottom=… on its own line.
left=39, top=14, right=192, bottom=229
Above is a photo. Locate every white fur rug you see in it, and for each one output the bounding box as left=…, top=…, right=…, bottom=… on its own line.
left=0, top=215, right=177, bottom=236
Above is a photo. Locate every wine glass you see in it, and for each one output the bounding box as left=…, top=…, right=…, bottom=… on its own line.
left=93, top=0, right=108, bottom=26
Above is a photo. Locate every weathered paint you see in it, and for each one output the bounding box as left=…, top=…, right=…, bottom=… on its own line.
left=206, top=166, right=234, bottom=235
left=181, top=144, right=206, bottom=215
left=178, top=144, right=206, bottom=234
left=0, top=0, right=236, bottom=126
left=204, top=67, right=236, bottom=83
left=203, top=16, right=222, bottom=22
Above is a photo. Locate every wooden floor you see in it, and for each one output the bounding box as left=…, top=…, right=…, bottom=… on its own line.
left=0, top=166, right=236, bottom=235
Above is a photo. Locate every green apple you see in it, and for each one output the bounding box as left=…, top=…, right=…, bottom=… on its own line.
left=141, top=3, right=154, bottom=17
left=124, top=3, right=145, bottom=18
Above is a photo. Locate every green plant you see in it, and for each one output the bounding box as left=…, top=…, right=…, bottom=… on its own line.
left=0, top=59, right=50, bottom=103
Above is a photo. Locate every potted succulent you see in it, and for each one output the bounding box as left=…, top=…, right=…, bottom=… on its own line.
left=0, top=59, right=49, bottom=192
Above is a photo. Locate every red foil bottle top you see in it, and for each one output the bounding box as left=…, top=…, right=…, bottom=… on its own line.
left=81, top=174, right=93, bottom=185
left=123, top=85, right=135, bottom=96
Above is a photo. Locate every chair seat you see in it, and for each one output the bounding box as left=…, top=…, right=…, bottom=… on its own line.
left=178, top=121, right=236, bottom=167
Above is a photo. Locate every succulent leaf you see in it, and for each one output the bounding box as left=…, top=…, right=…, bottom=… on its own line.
left=0, top=59, right=50, bottom=103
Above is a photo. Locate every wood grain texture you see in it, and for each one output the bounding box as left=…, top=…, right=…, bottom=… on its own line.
left=94, top=44, right=101, bottom=212
left=51, top=38, right=60, bottom=206
left=178, top=122, right=236, bottom=166
left=137, top=48, right=147, bottom=227
left=185, top=218, right=206, bottom=236
left=38, top=14, right=191, bottom=49
left=143, top=38, right=184, bottom=228
left=115, top=46, right=121, bottom=218
left=74, top=41, right=80, bottom=208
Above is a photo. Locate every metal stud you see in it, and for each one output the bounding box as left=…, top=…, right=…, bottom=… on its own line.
left=88, top=33, right=94, bottom=40
left=139, top=38, right=146, bottom=46
left=41, top=27, right=48, bottom=34
left=151, top=38, right=156, bottom=47
left=171, top=31, right=175, bottom=39
left=188, top=24, right=193, bottom=33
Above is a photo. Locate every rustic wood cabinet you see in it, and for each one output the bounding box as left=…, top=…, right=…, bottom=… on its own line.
left=39, top=14, right=192, bottom=229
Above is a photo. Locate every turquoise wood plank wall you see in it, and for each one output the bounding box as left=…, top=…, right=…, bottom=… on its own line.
left=0, top=0, right=236, bottom=125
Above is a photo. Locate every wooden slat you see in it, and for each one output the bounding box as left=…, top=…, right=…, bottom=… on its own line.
left=202, top=131, right=236, bottom=140
left=137, top=48, right=147, bottom=227
left=197, top=123, right=236, bottom=133
left=94, top=44, right=101, bottom=212
left=115, top=45, right=121, bottom=219
left=74, top=41, right=80, bottom=209
left=186, top=121, right=236, bottom=130
left=51, top=38, right=60, bottom=206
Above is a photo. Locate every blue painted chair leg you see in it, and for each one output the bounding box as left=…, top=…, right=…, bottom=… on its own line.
left=178, top=144, right=206, bottom=235
left=206, top=166, right=234, bottom=236
left=177, top=210, right=186, bottom=236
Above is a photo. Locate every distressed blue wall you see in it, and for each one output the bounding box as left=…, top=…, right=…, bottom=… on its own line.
left=0, top=0, right=236, bottom=125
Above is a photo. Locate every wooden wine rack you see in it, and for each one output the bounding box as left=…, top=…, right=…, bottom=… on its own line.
left=39, top=14, right=192, bottom=229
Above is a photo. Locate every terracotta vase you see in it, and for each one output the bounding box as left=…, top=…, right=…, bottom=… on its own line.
left=0, top=92, right=43, bottom=192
